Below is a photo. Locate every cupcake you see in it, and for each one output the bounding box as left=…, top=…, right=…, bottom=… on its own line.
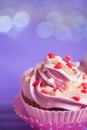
left=14, top=53, right=87, bottom=130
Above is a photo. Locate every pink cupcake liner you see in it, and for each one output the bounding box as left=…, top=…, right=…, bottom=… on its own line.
left=14, top=93, right=87, bottom=130
left=19, top=92, right=87, bottom=123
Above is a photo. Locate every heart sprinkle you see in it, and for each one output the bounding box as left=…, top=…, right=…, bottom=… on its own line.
left=48, top=53, right=55, bottom=58
left=54, top=62, right=62, bottom=69
left=32, top=80, right=40, bottom=87
left=72, top=96, right=81, bottom=101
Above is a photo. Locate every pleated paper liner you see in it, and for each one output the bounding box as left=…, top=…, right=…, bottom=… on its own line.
left=14, top=93, right=87, bottom=130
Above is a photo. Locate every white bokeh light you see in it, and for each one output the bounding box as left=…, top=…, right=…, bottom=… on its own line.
left=47, top=11, right=63, bottom=27
left=69, top=11, right=86, bottom=31
left=0, top=15, right=13, bottom=33
left=13, top=11, right=30, bottom=29
left=36, top=22, right=53, bottom=38
left=54, top=25, right=72, bottom=41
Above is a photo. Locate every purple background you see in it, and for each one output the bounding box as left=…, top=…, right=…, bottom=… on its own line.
left=0, top=0, right=87, bottom=106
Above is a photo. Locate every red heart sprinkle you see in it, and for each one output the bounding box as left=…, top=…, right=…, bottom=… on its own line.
left=55, top=62, right=62, bottom=69
left=72, top=96, right=81, bottom=101
left=66, top=62, right=72, bottom=69
left=41, top=89, right=48, bottom=94
left=81, top=89, right=87, bottom=93
left=32, top=80, right=40, bottom=87
left=65, top=55, right=72, bottom=61
left=48, top=53, right=55, bottom=58
left=81, top=83, right=87, bottom=89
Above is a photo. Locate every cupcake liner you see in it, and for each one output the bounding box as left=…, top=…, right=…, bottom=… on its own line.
left=14, top=93, right=87, bottom=130
left=20, top=92, right=87, bottom=124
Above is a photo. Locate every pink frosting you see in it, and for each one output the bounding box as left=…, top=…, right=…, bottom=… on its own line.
left=22, top=54, right=87, bottom=111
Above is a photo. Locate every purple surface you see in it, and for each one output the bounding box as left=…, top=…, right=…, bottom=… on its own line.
left=0, top=106, right=32, bottom=130
left=0, top=0, right=87, bottom=106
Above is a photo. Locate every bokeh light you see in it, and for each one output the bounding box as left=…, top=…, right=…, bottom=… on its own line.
left=13, top=11, right=30, bottom=29
left=0, top=15, right=13, bottom=33
left=0, top=3, right=86, bottom=42
left=36, top=22, right=53, bottom=38
left=47, top=11, right=63, bottom=27
left=69, top=11, right=87, bottom=32
left=54, top=25, right=72, bottom=41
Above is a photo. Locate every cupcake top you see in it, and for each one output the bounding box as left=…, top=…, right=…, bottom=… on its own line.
left=22, top=53, right=87, bottom=111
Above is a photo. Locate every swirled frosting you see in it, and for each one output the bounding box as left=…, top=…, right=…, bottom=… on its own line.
left=22, top=53, right=87, bottom=111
